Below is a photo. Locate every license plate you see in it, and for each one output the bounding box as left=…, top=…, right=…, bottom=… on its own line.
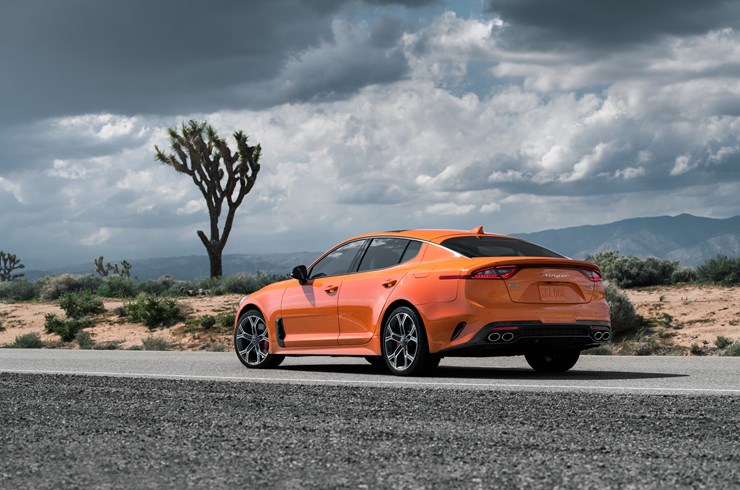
left=539, top=285, right=567, bottom=301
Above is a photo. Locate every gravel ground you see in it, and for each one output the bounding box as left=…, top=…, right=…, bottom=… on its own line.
left=1, top=373, right=738, bottom=489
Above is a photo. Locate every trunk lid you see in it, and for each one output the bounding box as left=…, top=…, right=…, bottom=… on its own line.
left=465, top=257, right=599, bottom=304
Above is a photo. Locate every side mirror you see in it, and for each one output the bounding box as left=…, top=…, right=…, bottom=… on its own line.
left=291, top=265, right=309, bottom=285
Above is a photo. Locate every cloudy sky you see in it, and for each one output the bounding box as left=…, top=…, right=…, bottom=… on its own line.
left=2, top=0, right=739, bottom=267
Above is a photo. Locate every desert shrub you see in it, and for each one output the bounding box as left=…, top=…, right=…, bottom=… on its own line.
left=0, top=320, right=4, bottom=332
left=136, top=276, right=182, bottom=296
left=219, top=273, right=288, bottom=294
left=697, top=255, right=740, bottom=284
left=59, top=291, right=105, bottom=319
left=75, top=330, right=94, bottom=349
left=39, top=274, right=102, bottom=300
left=723, top=342, right=740, bottom=357
left=216, top=309, right=236, bottom=331
left=200, top=315, right=216, bottom=330
left=94, top=340, right=123, bottom=350
left=671, top=267, right=698, bottom=284
left=690, top=343, right=705, bottom=356
left=200, top=342, right=226, bottom=352
left=8, top=332, right=45, bottom=348
left=97, top=277, right=137, bottom=298
left=125, top=293, right=185, bottom=328
left=604, top=283, right=642, bottom=335
left=0, top=279, right=40, bottom=301
left=44, top=313, right=92, bottom=342
left=715, top=336, right=734, bottom=350
left=141, top=335, right=175, bottom=351
left=587, top=251, right=678, bottom=288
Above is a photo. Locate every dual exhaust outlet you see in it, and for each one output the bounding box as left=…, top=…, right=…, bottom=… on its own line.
left=487, top=332, right=515, bottom=343
left=593, top=331, right=611, bottom=341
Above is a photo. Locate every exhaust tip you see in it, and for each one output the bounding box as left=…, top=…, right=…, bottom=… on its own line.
left=602, top=332, right=611, bottom=341
left=594, top=331, right=603, bottom=340
left=487, top=332, right=501, bottom=342
left=501, top=332, right=514, bottom=342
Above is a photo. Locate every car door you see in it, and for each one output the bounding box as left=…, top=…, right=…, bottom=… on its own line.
left=337, top=239, right=423, bottom=345
left=280, top=239, right=366, bottom=348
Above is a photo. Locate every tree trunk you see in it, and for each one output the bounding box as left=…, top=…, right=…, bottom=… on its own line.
left=207, top=248, right=223, bottom=278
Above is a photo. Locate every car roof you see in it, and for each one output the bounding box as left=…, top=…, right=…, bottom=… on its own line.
left=352, top=226, right=514, bottom=244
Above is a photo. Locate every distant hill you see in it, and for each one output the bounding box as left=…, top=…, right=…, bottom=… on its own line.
left=25, top=252, right=322, bottom=281
left=513, top=214, right=740, bottom=266
left=22, top=214, right=739, bottom=280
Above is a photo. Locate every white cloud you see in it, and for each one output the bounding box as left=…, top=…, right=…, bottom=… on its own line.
left=80, top=227, right=113, bottom=246
left=0, top=177, right=23, bottom=203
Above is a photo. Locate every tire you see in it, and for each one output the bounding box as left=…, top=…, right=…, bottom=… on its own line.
left=525, top=351, right=580, bottom=373
left=381, top=306, right=438, bottom=376
left=234, top=310, right=285, bottom=369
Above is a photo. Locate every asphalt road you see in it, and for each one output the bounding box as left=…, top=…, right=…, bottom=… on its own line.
left=1, top=351, right=739, bottom=489
left=1, top=349, right=739, bottom=395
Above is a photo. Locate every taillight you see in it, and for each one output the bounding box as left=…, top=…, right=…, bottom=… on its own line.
left=470, top=265, right=519, bottom=280
left=580, top=268, right=602, bottom=281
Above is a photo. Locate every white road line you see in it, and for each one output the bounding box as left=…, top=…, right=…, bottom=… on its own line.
left=3, top=368, right=740, bottom=394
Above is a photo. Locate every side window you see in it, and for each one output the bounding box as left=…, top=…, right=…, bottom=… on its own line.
left=400, top=240, right=422, bottom=263
left=358, top=238, right=416, bottom=272
left=310, top=240, right=366, bottom=278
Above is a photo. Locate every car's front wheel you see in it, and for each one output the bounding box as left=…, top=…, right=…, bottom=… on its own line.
left=382, top=306, right=439, bottom=376
left=234, top=310, right=285, bottom=369
left=525, top=351, right=580, bottom=372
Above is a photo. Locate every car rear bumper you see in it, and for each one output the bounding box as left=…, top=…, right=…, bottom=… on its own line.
left=438, top=320, right=611, bottom=357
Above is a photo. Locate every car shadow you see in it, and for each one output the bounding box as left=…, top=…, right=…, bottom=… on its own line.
left=278, top=363, right=688, bottom=381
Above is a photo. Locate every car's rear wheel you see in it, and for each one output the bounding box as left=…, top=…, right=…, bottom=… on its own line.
left=382, top=306, right=438, bottom=376
left=525, top=351, right=580, bottom=372
left=234, top=310, right=285, bottom=369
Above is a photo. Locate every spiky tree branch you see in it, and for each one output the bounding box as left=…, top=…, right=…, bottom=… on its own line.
left=0, top=251, right=25, bottom=282
left=154, top=120, right=261, bottom=277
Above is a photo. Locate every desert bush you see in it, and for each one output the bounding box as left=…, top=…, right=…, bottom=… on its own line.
left=39, top=274, right=102, bottom=300
left=97, top=277, right=137, bottom=298
left=671, top=267, right=698, bottom=284
left=0, top=279, right=39, bottom=301
left=8, top=332, right=45, bottom=348
left=587, top=251, right=678, bottom=288
left=59, top=291, right=105, bottom=319
left=690, top=343, right=705, bottom=356
left=141, top=335, right=175, bottom=351
left=199, top=341, right=226, bottom=352
left=697, top=255, right=740, bottom=284
left=604, top=283, right=642, bottom=335
left=217, top=310, right=236, bottom=331
left=200, top=315, right=216, bottom=330
left=715, top=336, right=733, bottom=350
left=136, top=276, right=182, bottom=296
left=75, top=330, right=94, bottom=349
left=125, top=293, right=185, bottom=328
left=44, top=313, right=92, bottom=342
left=723, top=342, right=740, bottom=357
left=0, top=320, right=4, bottom=332
left=93, top=340, right=123, bottom=350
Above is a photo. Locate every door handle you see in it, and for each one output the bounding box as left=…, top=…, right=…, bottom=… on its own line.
left=382, top=279, right=397, bottom=288
left=324, top=285, right=339, bottom=294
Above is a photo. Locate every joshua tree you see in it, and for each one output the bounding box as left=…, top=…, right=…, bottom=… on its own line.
left=94, top=256, right=132, bottom=278
left=155, top=120, right=261, bottom=277
left=0, top=251, right=25, bottom=281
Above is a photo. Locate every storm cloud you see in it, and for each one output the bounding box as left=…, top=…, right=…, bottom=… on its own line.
left=0, top=0, right=738, bottom=267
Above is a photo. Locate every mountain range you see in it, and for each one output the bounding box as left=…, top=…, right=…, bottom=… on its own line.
left=23, top=214, right=739, bottom=280
left=514, top=214, right=739, bottom=266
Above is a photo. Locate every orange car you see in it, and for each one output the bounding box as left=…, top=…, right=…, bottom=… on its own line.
left=234, top=227, right=610, bottom=376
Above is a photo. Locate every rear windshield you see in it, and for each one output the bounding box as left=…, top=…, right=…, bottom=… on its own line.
left=440, top=236, right=563, bottom=258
